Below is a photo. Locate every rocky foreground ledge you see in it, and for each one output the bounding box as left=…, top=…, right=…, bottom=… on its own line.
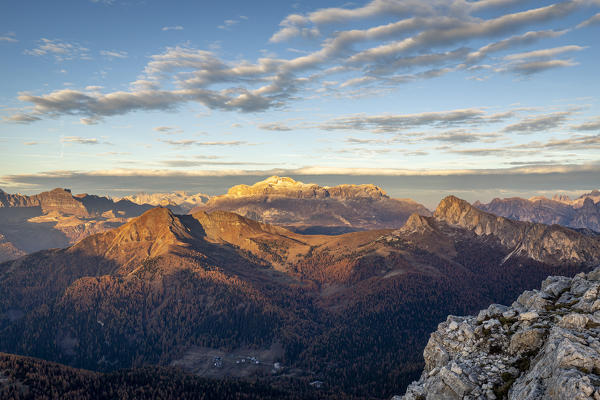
left=398, top=267, right=600, bottom=400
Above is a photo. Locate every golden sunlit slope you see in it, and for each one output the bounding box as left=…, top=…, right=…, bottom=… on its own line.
left=192, top=176, right=431, bottom=233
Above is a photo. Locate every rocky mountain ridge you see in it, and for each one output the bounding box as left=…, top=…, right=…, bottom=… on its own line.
left=475, top=191, right=600, bottom=232
left=118, top=191, right=209, bottom=213
left=222, top=176, right=390, bottom=200
left=435, top=196, right=600, bottom=265
left=0, top=188, right=154, bottom=261
left=400, top=266, right=600, bottom=400
left=193, top=176, right=432, bottom=233
left=547, top=190, right=600, bottom=208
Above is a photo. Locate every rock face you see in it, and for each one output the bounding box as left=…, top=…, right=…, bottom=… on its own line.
left=400, top=267, right=600, bottom=400
left=0, top=234, right=25, bottom=263
left=0, top=188, right=154, bottom=260
left=0, top=188, right=88, bottom=216
left=475, top=191, right=600, bottom=232
left=435, top=196, right=600, bottom=266
left=118, top=191, right=209, bottom=213
left=193, top=176, right=432, bottom=233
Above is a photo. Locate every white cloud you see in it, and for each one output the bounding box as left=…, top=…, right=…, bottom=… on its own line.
left=502, top=111, right=571, bottom=133
left=217, top=17, right=248, bottom=30
left=572, top=117, right=600, bottom=131
left=8, top=1, right=598, bottom=123
left=258, top=122, right=293, bottom=131
left=319, top=108, right=492, bottom=132
left=100, top=50, right=128, bottom=59
left=153, top=126, right=182, bottom=134
left=576, top=12, right=600, bottom=28
left=61, top=136, right=99, bottom=145
left=466, top=29, right=567, bottom=63
left=508, top=59, right=579, bottom=75
left=162, top=25, right=184, bottom=31
left=24, top=38, right=90, bottom=61
left=0, top=32, right=17, bottom=43
left=504, top=45, right=585, bottom=61
left=160, top=139, right=248, bottom=146
left=3, top=113, right=42, bottom=123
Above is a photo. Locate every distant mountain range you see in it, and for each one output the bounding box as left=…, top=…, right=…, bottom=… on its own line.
left=474, top=190, right=600, bottom=232
left=192, top=176, right=432, bottom=234
left=1, top=195, right=598, bottom=398
left=0, top=188, right=154, bottom=262
left=118, top=191, right=210, bottom=213
left=0, top=177, right=432, bottom=262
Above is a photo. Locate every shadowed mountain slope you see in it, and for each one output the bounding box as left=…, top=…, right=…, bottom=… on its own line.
left=1, top=199, right=599, bottom=398
left=475, top=191, right=600, bottom=232
left=0, top=188, right=156, bottom=261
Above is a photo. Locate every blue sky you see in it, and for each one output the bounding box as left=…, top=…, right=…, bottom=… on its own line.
left=1, top=0, right=599, bottom=207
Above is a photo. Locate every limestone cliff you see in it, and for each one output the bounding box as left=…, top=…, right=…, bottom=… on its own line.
left=399, top=267, right=600, bottom=400
left=222, top=176, right=388, bottom=200
left=194, top=176, right=431, bottom=232
left=435, top=196, right=600, bottom=266
left=118, top=191, right=209, bottom=213
left=0, top=188, right=153, bottom=260
left=475, top=191, right=600, bottom=232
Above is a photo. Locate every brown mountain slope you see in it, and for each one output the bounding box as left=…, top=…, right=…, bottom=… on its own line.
left=1, top=201, right=600, bottom=398
left=0, top=188, right=155, bottom=260
left=192, top=176, right=431, bottom=234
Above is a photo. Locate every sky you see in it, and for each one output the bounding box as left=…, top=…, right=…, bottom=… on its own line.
left=1, top=0, right=599, bottom=208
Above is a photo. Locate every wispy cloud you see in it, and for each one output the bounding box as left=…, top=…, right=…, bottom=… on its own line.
left=504, top=45, right=585, bottom=61
left=0, top=32, right=17, bottom=43
left=217, top=16, right=247, bottom=30
left=162, top=25, right=184, bottom=31
left=161, top=159, right=275, bottom=167
left=61, top=136, right=100, bottom=145
left=3, top=113, right=42, bottom=123
left=153, top=126, right=182, bottom=134
left=258, top=122, right=293, bottom=131
left=507, top=59, right=579, bottom=75
left=100, top=50, right=128, bottom=59
left=160, top=139, right=248, bottom=146
left=7, top=0, right=598, bottom=123
left=571, top=117, right=600, bottom=131
left=577, top=12, right=600, bottom=28
left=319, top=109, right=499, bottom=133
left=502, top=111, right=571, bottom=133
left=24, top=38, right=90, bottom=61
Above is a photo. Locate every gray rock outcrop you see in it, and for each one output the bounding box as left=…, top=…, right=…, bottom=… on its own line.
left=399, top=267, right=600, bottom=400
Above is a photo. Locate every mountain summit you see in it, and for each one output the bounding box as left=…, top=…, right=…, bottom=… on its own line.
left=435, top=195, right=600, bottom=265
left=475, top=191, right=600, bottom=232
left=223, top=176, right=389, bottom=200
left=400, top=267, right=600, bottom=399
left=194, top=176, right=430, bottom=233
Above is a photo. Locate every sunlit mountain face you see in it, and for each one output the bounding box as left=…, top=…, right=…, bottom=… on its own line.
left=1, top=0, right=599, bottom=399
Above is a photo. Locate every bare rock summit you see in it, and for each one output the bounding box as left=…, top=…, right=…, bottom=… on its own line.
left=400, top=266, right=600, bottom=400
